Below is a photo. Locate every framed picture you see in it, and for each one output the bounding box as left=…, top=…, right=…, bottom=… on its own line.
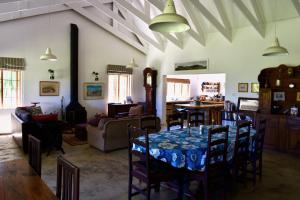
left=238, top=83, right=248, bottom=93
left=274, top=92, right=285, bottom=101
left=297, top=92, right=300, bottom=101
left=175, top=60, right=208, bottom=71
left=83, top=82, right=104, bottom=100
left=238, top=97, right=259, bottom=112
left=251, top=83, right=260, bottom=93
left=39, top=81, right=59, bottom=96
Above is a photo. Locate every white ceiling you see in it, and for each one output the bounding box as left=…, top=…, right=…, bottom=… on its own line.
left=0, top=0, right=299, bottom=53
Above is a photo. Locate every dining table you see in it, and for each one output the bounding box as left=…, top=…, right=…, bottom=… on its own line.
left=133, top=125, right=256, bottom=171
left=0, top=159, right=57, bottom=200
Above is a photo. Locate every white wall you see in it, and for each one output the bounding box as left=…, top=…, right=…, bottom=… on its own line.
left=0, top=10, right=146, bottom=130
left=147, top=18, right=300, bottom=122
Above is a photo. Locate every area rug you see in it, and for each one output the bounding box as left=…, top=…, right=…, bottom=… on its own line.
left=62, top=134, right=87, bottom=146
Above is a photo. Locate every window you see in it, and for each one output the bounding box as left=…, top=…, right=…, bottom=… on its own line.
left=108, top=73, right=132, bottom=103
left=166, top=78, right=190, bottom=101
left=0, top=70, right=22, bottom=109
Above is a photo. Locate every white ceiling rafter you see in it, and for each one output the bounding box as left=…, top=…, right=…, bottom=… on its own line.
left=180, top=0, right=206, bottom=46
left=213, top=0, right=231, bottom=31
left=0, top=1, right=89, bottom=23
left=64, top=1, right=148, bottom=54
left=291, top=0, right=300, bottom=16
left=85, top=0, right=164, bottom=51
left=189, top=0, right=232, bottom=42
left=115, top=0, right=182, bottom=49
left=114, top=0, right=165, bottom=50
left=233, top=0, right=265, bottom=37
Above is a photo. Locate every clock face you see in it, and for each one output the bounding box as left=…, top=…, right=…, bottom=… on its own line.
left=146, top=73, right=152, bottom=86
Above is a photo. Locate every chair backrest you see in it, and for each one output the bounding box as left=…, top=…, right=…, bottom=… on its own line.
left=234, top=121, right=251, bottom=162
left=187, top=111, right=205, bottom=127
left=56, top=156, right=80, bottom=200
left=254, top=118, right=267, bottom=155
left=206, top=126, right=229, bottom=173
left=236, top=111, right=256, bottom=127
left=140, top=116, right=157, bottom=132
left=166, top=113, right=184, bottom=131
left=128, top=125, right=151, bottom=177
left=28, top=135, right=41, bottom=176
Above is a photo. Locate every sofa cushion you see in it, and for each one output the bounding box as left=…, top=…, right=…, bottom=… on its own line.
left=32, top=113, right=58, bottom=122
left=88, top=113, right=107, bottom=127
left=128, top=105, right=143, bottom=116
left=98, top=118, right=114, bottom=129
left=15, top=107, right=32, bottom=122
left=26, top=106, right=43, bottom=116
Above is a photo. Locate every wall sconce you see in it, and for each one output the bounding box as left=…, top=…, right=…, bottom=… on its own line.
left=92, top=71, right=99, bottom=81
left=48, top=69, right=55, bottom=80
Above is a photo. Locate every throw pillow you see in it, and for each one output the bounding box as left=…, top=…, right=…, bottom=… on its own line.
left=128, top=105, right=143, bottom=116
left=88, top=113, right=107, bottom=127
left=32, top=113, right=58, bottom=122
left=26, top=106, right=43, bottom=116
left=98, top=118, right=113, bottom=129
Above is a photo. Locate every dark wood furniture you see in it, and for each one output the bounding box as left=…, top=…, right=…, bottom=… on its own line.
left=258, top=64, right=300, bottom=153
left=143, top=68, right=157, bottom=115
left=232, top=121, right=251, bottom=183
left=187, top=110, right=205, bottom=127
left=128, top=126, right=177, bottom=200
left=166, top=113, right=184, bottom=131
left=0, top=159, right=56, bottom=200
left=107, top=103, right=137, bottom=118
left=247, top=118, right=267, bottom=186
left=28, top=135, right=41, bottom=176
left=189, top=126, right=229, bottom=200
left=56, top=156, right=80, bottom=200
left=166, top=100, right=193, bottom=116
left=140, top=116, right=158, bottom=133
left=74, top=123, right=87, bottom=141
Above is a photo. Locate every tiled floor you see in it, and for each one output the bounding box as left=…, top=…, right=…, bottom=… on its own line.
left=0, top=134, right=300, bottom=200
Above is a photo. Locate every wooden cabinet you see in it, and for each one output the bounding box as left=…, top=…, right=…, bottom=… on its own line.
left=257, top=113, right=300, bottom=153
left=107, top=103, right=137, bottom=117
left=259, top=88, right=272, bottom=114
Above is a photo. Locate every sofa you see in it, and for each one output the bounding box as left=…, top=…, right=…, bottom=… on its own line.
left=11, top=106, right=62, bottom=153
left=87, top=116, right=160, bottom=152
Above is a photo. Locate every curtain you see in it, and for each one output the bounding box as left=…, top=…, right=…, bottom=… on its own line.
left=108, top=74, right=132, bottom=103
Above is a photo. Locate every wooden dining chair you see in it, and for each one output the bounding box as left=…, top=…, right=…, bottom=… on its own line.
left=232, top=121, right=251, bottom=183
left=166, top=112, right=184, bottom=131
left=189, top=126, right=229, bottom=200
left=128, top=125, right=178, bottom=200
left=56, top=156, right=80, bottom=200
left=28, top=135, right=41, bottom=176
left=187, top=110, right=205, bottom=127
left=247, top=118, right=266, bottom=186
left=140, top=116, right=158, bottom=133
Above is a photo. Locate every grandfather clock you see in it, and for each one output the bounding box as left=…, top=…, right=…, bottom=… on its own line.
left=143, top=68, right=157, bottom=115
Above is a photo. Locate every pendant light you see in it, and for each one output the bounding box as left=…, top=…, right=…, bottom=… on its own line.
left=149, top=0, right=190, bottom=33
left=126, top=58, right=138, bottom=68
left=262, top=0, right=288, bottom=56
left=40, top=0, right=57, bottom=61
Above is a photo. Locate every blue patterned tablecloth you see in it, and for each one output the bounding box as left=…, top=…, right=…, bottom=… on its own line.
left=133, top=125, right=256, bottom=171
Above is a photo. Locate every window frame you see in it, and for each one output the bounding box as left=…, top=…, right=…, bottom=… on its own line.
left=108, top=73, right=132, bottom=103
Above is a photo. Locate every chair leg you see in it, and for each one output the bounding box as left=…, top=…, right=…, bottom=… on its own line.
left=154, top=183, right=160, bottom=193
left=147, top=183, right=151, bottom=200
left=128, top=175, right=132, bottom=200
left=259, top=157, right=263, bottom=180
left=252, top=160, right=257, bottom=186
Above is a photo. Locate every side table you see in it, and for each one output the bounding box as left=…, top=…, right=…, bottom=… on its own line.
left=75, top=123, right=87, bottom=141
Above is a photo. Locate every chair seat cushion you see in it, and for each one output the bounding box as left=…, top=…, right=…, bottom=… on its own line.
left=32, top=113, right=58, bottom=122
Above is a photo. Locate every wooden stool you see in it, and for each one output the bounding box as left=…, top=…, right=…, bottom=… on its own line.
left=75, top=124, right=87, bottom=141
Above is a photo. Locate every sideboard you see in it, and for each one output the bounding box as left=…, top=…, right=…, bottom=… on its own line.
left=107, top=103, right=137, bottom=118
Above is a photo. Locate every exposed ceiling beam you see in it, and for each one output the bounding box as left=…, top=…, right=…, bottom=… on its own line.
left=213, top=0, right=231, bottom=30
left=64, top=1, right=148, bottom=54
left=115, top=0, right=182, bottom=49
left=86, top=0, right=164, bottom=51
left=233, top=0, right=265, bottom=37
left=190, top=0, right=232, bottom=42
left=0, top=1, right=89, bottom=23
left=291, top=0, right=300, bottom=16
left=181, top=0, right=206, bottom=46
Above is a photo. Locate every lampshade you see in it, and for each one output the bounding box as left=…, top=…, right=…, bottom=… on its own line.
left=126, top=58, right=138, bottom=68
left=149, top=0, right=190, bottom=33
left=262, top=37, right=289, bottom=56
left=40, top=48, right=57, bottom=61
